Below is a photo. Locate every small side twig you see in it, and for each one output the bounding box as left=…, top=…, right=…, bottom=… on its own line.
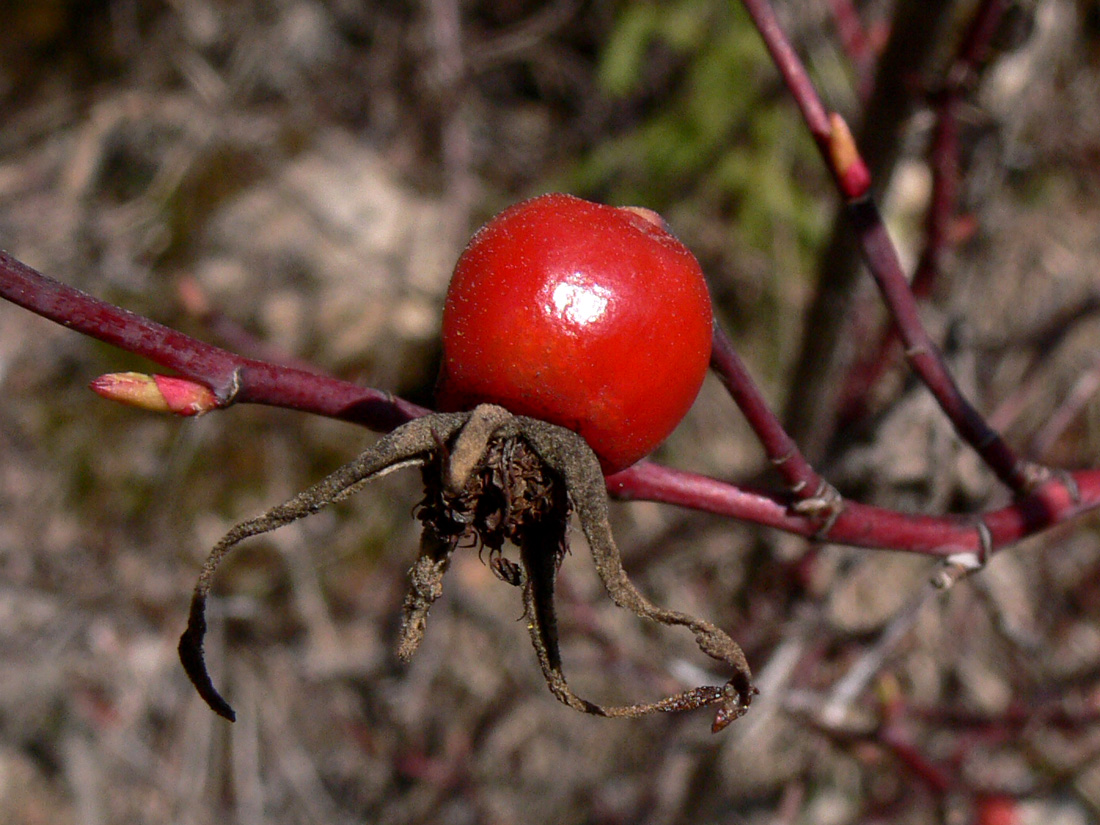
left=1030, top=355, right=1100, bottom=458
left=711, top=323, right=842, bottom=531
left=820, top=580, right=941, bottom=727
left=826, top=0, right=877, bottom=99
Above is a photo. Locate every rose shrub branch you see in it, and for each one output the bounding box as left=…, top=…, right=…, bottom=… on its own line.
left=3, top=249, right=1098, bottom=561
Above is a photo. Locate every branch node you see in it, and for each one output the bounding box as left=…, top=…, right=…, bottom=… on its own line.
left=216, top=368, right=243, bottom=405
left=770, top=448, right=796, bottom=468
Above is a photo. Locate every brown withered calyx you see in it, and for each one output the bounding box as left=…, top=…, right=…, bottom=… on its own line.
left=178, top=404, right=756, bottom=732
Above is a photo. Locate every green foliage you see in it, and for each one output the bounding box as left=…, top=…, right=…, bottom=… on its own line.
left=569, top=0, right=827, bottom=260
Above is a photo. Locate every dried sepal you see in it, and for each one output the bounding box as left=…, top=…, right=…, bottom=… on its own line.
left=178, top=412, right=467, bottom=721
left=397, top=524, right=456, bottom=661
left=179, top=404, right=755, bottom=731
left=518, top=416, right=756, bottom=729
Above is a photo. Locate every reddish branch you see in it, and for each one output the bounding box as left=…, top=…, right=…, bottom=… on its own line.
left=3, top=251, right=1099, bottom=560
left=0, top=251, right=428, bottom=432
left=827, top=0, right=876, bottom=99
left=0, top=0, right=1094, bottom=563
left=793, top=693, right=958, bottom=797
left=780, top=0, right=955, bottom=461
left=835, top=100, right=961, bottom=424
left=918, top=0, right=1008, bottom=290
left=839, top=0, right=1007, bottom=424
left=737, top=0, right=1041, bottom=495
left=608, top=461, right=1098, bottom=558
left=711, top=324, right=829, bottom=500
left=843, top=200, right=1034, bottom=494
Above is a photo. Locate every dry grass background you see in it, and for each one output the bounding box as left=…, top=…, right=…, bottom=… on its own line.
left=2, top=1, right=1100, bottom=823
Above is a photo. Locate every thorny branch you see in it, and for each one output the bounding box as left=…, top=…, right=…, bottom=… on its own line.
left=2, top=249, right=1099, bottom=560
left=0, top=0, right=1096, bottom=816
left=0, top=0, right=1088, bottom=566
left=838, top=0, right=1008, bottom=424
left=738, top=0, right=1043, bottom=496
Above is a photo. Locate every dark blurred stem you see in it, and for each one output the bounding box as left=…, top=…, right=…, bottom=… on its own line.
left=425, top=0, right=478, bottom=246
left=826, top=0, right=876, bottom=98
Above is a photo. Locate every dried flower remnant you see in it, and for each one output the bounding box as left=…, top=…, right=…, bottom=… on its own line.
left=178, top=405, right=755, bottom=731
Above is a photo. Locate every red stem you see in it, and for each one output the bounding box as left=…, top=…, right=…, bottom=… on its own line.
left=608, top=461, right=1100, bottom=558
left=737, top=0, right=832, bottom=142
left=879, top=724, right=956, bottom=793
left=953, top=0, right=1007, bottom=81
left=738, top=0, right=1034, bottom=495
left=3, top=250, right=1100, bottom=556
left=840, top=0, right=1005, bottom=424
left=711, top=323, right=827, bottom=497
left=837, top=99, right=960, bottom=424
left=0, top=251, right=428, bottom=432
left=913, top=97, right=959, bottom=299
left=846, top=200, right=1027, bottom=491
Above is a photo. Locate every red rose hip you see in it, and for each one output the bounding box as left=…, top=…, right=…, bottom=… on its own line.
left=436, top=193, right=713, bottom=473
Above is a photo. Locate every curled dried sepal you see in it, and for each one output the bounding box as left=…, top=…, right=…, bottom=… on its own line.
left=518, top=416, right=756, bottom=729
left=178, top=413, right=461, bottom=721
left=519, top=540, right=756, bottom=731
left=178, top=593, right=235, bottom=721
left=91, top=372, right=219, bottom=415
left=178, top=405, right=755, bottom=731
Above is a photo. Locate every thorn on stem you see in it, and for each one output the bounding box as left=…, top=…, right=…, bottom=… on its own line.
left=792, top=480, right=845, bottom=539
left=932, top=544, right=986, bottom=590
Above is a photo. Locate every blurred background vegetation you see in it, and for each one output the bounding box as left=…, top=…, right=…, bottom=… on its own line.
left=2, top=1, right=1100, bottom=823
